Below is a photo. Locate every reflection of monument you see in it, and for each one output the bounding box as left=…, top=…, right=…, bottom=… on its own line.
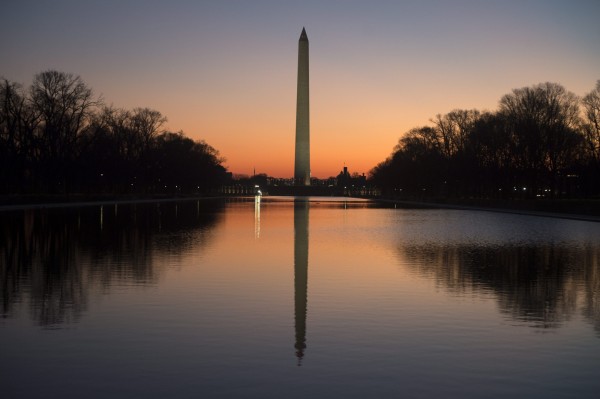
left=254, top=195, right=261, bottom=239
left=294, top=200, right=309, bottom=364
left=294, top=28, right=310, bottom=186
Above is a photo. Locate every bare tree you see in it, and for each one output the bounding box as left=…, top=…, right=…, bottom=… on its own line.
left=499, top=82, right=582, bottom=194
left=29, top=70, right=100, bottom=191
left=432, top=109, right=481, bottom=158
left=581, top=80, right=600, bottom=161
left=92, top=106, right=137, bottom=160
left=30, top=71, right=98, bottom=158
left=395, top=126, right=442, bottom=156
left=130, top=107, right=166, bottom=151
left=0, top=78, right=39, bottom=192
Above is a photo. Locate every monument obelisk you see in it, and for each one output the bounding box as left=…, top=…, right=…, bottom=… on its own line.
left=294, top=27, right=310, bottom=186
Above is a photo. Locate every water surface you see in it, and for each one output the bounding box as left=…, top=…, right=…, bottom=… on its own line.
left=1, top=197, right=599, bottom=398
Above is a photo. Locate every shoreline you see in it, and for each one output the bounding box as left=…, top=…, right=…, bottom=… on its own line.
left=0, top=195, right=227, bottom=212
left=2, top=194, right=600, bottom=223
left=376, top=198, right=600, bottom=223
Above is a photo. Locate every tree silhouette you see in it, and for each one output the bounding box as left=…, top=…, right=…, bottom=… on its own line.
left=580, top=81, right=600, bottom=194
left=499, top=82, right=582, bottom=196
left=1, top=71, right=229, bottom=196
left=29, top=70, right=100, bottom=193
left=0, top=78, right=39, bottom=193
left=370, top=81, right=599, bottom=198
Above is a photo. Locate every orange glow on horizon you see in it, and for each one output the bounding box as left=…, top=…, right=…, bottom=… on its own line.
left=6, top=2, right=596, bottom=179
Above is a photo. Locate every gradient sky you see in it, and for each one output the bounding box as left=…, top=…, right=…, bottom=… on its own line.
left=2, top=0, right=599, bottom=178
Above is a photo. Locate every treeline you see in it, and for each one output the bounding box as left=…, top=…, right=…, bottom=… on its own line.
left=0, top=70, right=229, bottom=195
left=370, top=81, right=600, bottom=199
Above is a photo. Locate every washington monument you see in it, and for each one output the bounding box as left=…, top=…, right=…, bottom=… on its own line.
left=294, top=27, right=310, bottom=185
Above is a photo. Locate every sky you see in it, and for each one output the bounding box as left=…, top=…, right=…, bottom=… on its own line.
left=2, top=0, right=599, bottom=178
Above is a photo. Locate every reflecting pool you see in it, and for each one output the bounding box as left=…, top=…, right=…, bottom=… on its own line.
left=1, top=197, right=600, bottom=398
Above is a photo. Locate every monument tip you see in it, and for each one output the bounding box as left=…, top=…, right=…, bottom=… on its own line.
left=300, top=27, right=308, bottom=41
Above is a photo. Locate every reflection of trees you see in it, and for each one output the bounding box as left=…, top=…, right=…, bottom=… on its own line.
left=0, top=200, right=224, bottom=326
left=400, top=243, right=600, bottom=332
left=581, top=247, right=600, bottom=335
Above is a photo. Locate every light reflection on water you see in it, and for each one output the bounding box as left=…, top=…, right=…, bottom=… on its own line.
left=1, top=197, right=600, bottom=398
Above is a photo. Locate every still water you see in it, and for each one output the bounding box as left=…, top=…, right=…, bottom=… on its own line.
left=1, top=197, right=600, bottom=398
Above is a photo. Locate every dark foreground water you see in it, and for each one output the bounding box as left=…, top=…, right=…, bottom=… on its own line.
left=1, top=197, right=600, bottom=398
